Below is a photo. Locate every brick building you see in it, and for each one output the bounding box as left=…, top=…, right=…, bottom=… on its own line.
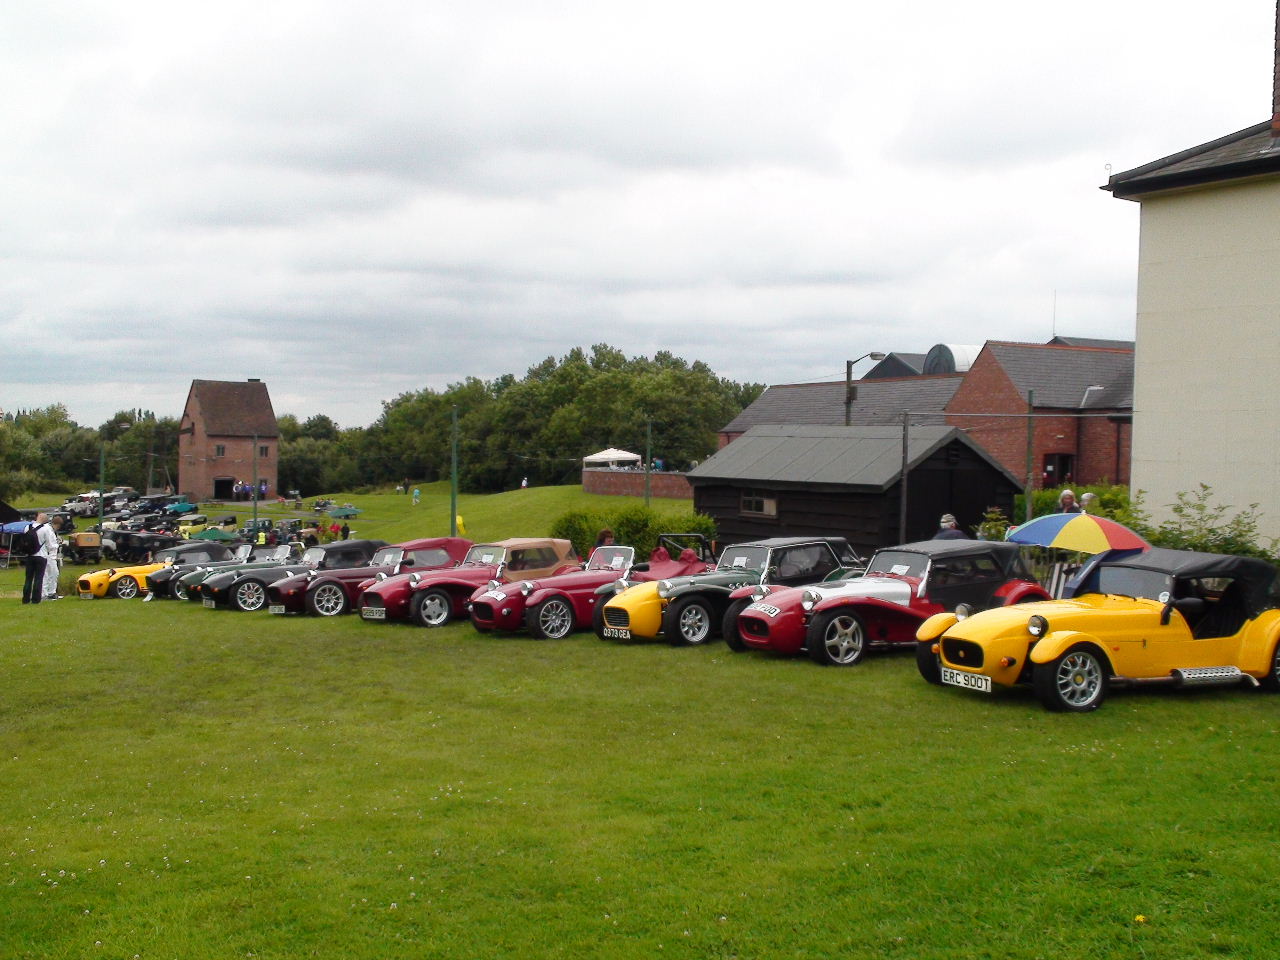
left=178, top=379, right=279, bottom=501
left=719, top=338, right=1133, bottom=491
left=944, top=341, right=1133, bottom=489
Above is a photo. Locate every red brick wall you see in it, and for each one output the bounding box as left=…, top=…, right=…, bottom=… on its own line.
left=945, top=349, right=1129, bottom=488
left=582, top=469, right=693, bottom=499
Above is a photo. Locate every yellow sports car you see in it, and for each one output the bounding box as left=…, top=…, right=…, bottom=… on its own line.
left=76, top=542, right=224, bottom=599
left=916, top=548, right=1280, bottom=711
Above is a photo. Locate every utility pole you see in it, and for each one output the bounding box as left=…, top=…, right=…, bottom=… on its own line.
left=1025, top=390, right=1035, bottom=523
left=898, top=411, right=909, bottom=543
left=450, top=406, right=458, bottom=537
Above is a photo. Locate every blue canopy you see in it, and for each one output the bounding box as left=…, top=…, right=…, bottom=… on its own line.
left=2, top=520, right=32, bottom=534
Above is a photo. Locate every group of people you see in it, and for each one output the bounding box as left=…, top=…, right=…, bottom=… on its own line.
left=21, top=512, right=61, bottom=604
left=231, top=480, right=269, bottom=502
left=933, top=488, right=1101, bottom=540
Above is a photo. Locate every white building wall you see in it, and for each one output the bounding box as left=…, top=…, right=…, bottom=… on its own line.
left=1131, top=177, right=1280, bottom=539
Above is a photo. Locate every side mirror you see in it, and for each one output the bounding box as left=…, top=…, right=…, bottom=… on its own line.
left=632, top=562, right=650, bottom=572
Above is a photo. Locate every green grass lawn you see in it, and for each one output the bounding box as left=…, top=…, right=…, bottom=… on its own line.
left=4, top=488, right=1279, bottom=958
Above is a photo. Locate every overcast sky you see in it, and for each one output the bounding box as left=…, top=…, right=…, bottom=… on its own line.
left=2, top=1, right=1274, bottom=429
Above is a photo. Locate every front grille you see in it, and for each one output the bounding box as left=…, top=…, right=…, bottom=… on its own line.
left=77, top=579, right=90, bottom=593
left=363, top=595, right=384, bottom=610
left=941, top=638, right=985, bottom=669
left=471, top=602, right=495, bottom=620
left=739, top=616, right=768, bottom=639
left=604, top=607, right=630, bottom=628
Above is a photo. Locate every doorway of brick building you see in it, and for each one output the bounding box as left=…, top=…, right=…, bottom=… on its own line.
left=1042, top=453, right=1075, bottom=487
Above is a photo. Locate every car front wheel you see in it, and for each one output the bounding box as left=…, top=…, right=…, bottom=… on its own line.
left=111, top=577, right=140, bottom=600
left=721, top=599, right=750, bottom=652
left=308, top=582, right=349, bottom=617
left=667, top=596, right=716, bottom=646
left=807, top=609, right=867, bottom=666
left=1261, top=641, right=1280, bottom=691
left=233, top=579, right=268, bottom=612
left=410, top=588, right=453, bottom=628
left=1033, top=645, right=1107, bottom=712
left=916, top=641, right=942, bottom=684
left=527, top=597, right=574, bottom=639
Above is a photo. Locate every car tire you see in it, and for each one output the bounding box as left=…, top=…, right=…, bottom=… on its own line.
left=172, top=579, right=190, bottom=601
left=527, top=597, right=574, bottom=640
left=111, top=577, right=140, bottom=600
left=721, top=599, right=750, bottom=652
left=308, top=582, right=349, bottom=617
left=1260, top=641, right=1280, bottom=691
left=806, top=609, right=868, bottom=666
left=410, top=587, right=453, bottom=628
left=1033, top=645, right=1107, bottom=712
left=666, top=596, right=716, bottom=646
left=916, top=641, right=942, bottom=684
left=592, top=600, right=609, bottom=640
left=232, top=579, right=268, bottom=612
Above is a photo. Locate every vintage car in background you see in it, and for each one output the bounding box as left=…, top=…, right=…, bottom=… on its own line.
left=76, top=541, right=220, bottom=599
left=145, top=542, right=262, bottom=598
left=100, top=529, right=184, bottom=563
left=61, top=531, right=103, bottom=565
left=599, top=537, right=863, bottom=646
left=359, top=538, right=579, bottom=627
left=916, top=548, right=1280, bottom=712
left=727, top=540, right=1050, bottom=666
left=468, top=540, right=714, bottom=639
left=177, top=514, right=210, bottom=537
left=268, top=537, right=473, bottom=616
left=196, top=539, right=388, bottom=612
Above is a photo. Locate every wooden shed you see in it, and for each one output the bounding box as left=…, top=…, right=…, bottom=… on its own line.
left=687, top=424, right=1023, bottom=556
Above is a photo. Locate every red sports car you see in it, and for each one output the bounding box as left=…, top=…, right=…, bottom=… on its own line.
left=267, top=537, right=472, bottom=616
left=358, top=538, right=579, bottom=627
left=727, top=539, right=1050, bottom=666
left=468, top=543, right=713, bottom=639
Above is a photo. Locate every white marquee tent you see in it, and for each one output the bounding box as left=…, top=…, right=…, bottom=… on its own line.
left=582, top=448, right=642, bottom=468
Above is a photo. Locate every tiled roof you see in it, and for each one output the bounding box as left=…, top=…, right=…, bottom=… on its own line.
left=983, top=343, right=1133, bottom=410
left=689, top=424, right=1021, bottom=490
left=720, top=375, right=962, bottom=435
left=1048, top=336, right=1135, bottom=350
left=186, top=380, right=279, bottom=437
left=1105, top=121, right=1280, bottom=199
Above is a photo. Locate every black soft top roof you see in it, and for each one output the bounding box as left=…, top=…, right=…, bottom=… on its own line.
left=886, top=539, right=1022, bottom=559
left=738, top=537, right=853, bottom=551
left=1099, top=548, right=1277, bottom=614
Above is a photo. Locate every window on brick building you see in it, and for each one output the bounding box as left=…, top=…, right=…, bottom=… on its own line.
left=259, top=445, right=269, bottom=459
left=214, top=444, right=226, bottom=457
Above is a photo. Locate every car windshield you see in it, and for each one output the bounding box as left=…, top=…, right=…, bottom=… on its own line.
left=372, top=547, right=404, bottom=567
left=153, top=548, right=181, bottom=563
left=463, top=545, right=506, bottom=565
left=587, top=546, right=635, bottom=571
left=234, top=544, right=253, bottom=560
left=1077, top=565, right=1173, bottom=601
left=865, top=550, right=928, bottom=579
left=252, top=545, right=290, bottom=561
left=716, top=546, right=770, bottom=573
left=302, top=547, right=327, bottom=566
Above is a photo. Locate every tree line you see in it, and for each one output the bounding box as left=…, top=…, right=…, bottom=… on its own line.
left=1, top=345, right=763, bottom=500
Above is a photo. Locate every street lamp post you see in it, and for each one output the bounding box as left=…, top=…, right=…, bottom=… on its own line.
left=845, top=352, right=887, bottom=426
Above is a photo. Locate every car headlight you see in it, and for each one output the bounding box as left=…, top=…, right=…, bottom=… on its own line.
left=409, top=573, right=421, bottom=586
left=487, top=579, right=501, bottom=592
left=751, top=584, right=770, bottom=601
left=612, top=579, right=629, bottom=594
left=657, top=579, right=674, bottom=598
left=955, top=603, right=974, bottom=620
left=108, top=569, right=116, bottom=577
left=375, top=572, right=387, bottom=581
left=800, top=589, right=819, bottom=611
left=1027, top=614, right=1049, bottom=637
left=519, top=581, right=535, bottom=596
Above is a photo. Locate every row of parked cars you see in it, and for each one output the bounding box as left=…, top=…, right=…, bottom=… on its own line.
left=71, top=530, right=1280, bottom=713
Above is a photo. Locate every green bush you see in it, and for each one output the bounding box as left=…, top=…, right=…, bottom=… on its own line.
left=551, top=504, right=716, bottom=559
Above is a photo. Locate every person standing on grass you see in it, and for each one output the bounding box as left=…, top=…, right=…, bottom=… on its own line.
left=22, top=513, right=59, bottom=604
left=42, top=528, right=62, bottom=600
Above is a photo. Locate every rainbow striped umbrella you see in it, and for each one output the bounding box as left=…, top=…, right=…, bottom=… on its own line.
left=1006, top=513, right=1148, bottom=554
